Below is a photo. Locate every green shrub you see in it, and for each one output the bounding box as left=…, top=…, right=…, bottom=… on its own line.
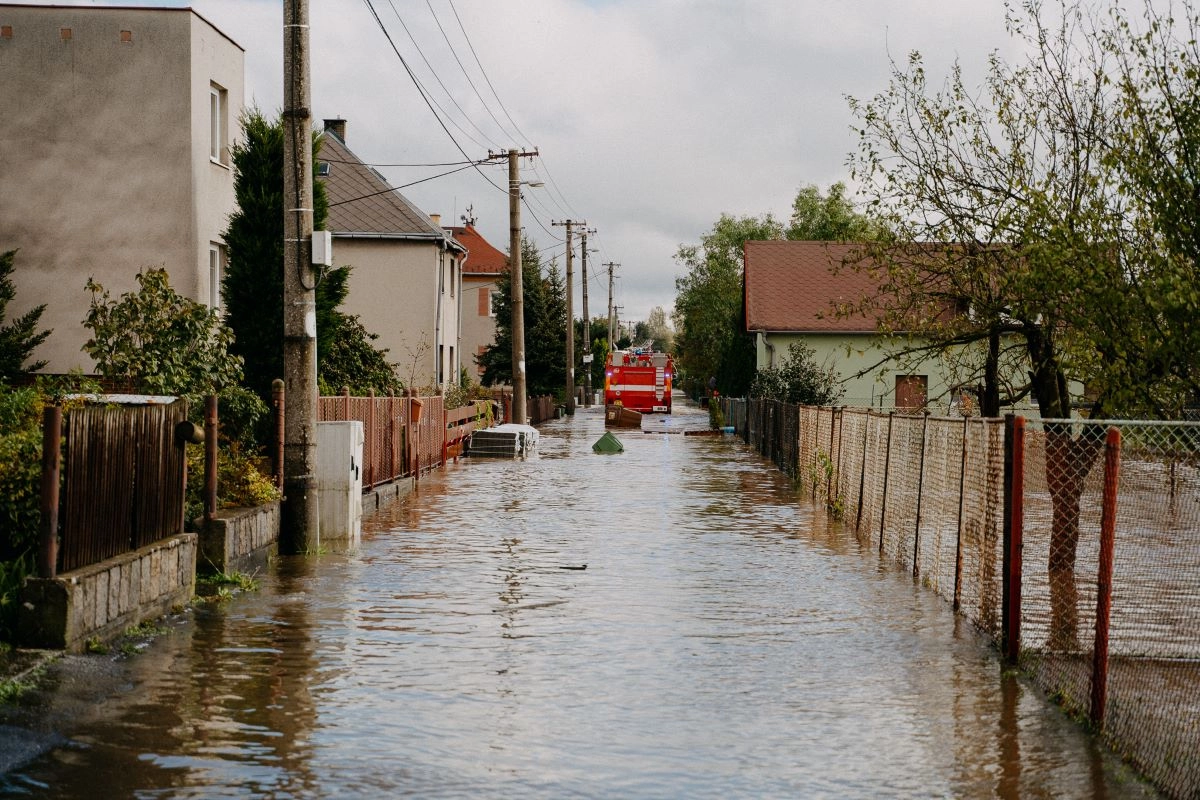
left=185, top=443, right=281, bottom=524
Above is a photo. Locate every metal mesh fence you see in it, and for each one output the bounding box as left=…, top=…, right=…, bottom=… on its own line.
left=725, top=399, right=1200, bottom=797
left=1021, top=419, right=1200, bottom=798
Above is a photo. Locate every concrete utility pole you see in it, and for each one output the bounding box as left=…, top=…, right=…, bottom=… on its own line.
left=604, top=262, right=619, bottom=351
left=491, top=148, right=538, bottom=424
left=281, top=0, right=318, bottom=553
left=553, top=219, right=585, bottom=414
left=580, top=227, right=595, bottom=406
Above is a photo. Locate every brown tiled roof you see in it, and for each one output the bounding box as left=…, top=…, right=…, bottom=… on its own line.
left=446, top=225, right=508, bottom=275
left=318, top=132, right=451, bottom=242
left=744, top=241, right=881, bottom=333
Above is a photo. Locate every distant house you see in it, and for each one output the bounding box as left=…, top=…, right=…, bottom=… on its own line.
left=445, top=219, right=508, bottom=381
left=0, top=4, right=244, bottom=373
left=745, top=240, right=974, bottom=410
left=319, top=120, right=466, bottom=391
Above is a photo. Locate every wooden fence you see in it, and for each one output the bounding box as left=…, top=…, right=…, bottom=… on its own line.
left=55, top=399, right=189, bottom=574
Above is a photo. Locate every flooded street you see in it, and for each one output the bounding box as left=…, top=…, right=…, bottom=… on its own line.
left=0, top=402, right=1157, bottom=798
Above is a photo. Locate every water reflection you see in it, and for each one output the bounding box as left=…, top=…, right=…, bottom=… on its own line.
left=0, top=404, right=1160, bottom=798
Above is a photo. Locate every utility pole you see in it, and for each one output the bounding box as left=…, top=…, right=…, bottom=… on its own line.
left=489, top=148, right=538, bottom=424
left=604, top=262, right=619, bottom=352
left=553, top=219, right=585, bottom=414
left=281, top=0, right=318, bottom=553
left=580, top=227, right=595, bottom=406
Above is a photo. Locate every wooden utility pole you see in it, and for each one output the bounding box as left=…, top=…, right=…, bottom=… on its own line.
left=553, top=219, right=585, bottom=414
left=281, top=0, right=318, bottom=553
left=580, top=227, right=595, bottom=406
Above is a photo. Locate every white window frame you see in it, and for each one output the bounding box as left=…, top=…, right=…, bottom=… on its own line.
left=488, top=289, right=499, bottom=318
left=210, top=82, right=227, bottom=164
left=209, top=243, right=225, bottom=310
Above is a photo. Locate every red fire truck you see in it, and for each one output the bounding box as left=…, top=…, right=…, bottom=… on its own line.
left=603, top=348, right=674, bottom=413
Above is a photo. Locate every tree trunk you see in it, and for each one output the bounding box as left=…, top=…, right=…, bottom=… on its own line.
left=981, top=327, right=1002, bottom=417
left=1025, top=325, right=1101, bottom=650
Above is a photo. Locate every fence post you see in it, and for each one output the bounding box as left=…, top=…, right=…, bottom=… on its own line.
left=855, top=412, right=870, bottom=533
left=272, top=379, right=285, bottom=490
left=826, top=407, right=838, bottom=503
left=879, top=412, right=895, bottom=555
left=204, top=394, right=218, bottom=524
left=913, top=411, right=930, bottom=579
left=1002, top=414, right=1026, bottom=666
left=367, top=389, right=376, bottom=488
left=390, top=391, right=398, bottom=482
left=38, top=405, right=62, bottom=580
left=1090, top=426, right=1121, bottom=730
left=954, top=416, right=969, bottom=612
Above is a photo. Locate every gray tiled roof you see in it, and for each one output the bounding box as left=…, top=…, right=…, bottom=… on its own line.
left=319, top=132, right=448, bottom=240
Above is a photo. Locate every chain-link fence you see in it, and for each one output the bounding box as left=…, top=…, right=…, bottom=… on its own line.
left=720, top=399, right=1200, bottom=798
left=1021, top=419, right=1200, bottom=798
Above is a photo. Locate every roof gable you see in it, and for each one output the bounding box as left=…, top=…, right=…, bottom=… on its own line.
left=318, top=132, right=448, bottom=240
left=744, top=241, right=879, bottom=333
left=446, top=225, right=508, bottom=275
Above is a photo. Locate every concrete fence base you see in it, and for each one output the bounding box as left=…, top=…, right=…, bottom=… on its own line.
left=18, top=533, right=197, bottom=652
left=198, top=502, right=280, bottom=575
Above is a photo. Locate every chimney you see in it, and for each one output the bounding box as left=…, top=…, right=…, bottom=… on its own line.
left=323, top=118, right=346, bottom=142
left=430, top=213, right=442, bottom=228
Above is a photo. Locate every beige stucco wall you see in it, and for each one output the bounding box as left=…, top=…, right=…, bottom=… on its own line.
left=0, top=6, right=242, bottom=373
left=461, top=274, right=500, bottom=379
left=756, top=330, right=1040, bottom=412
left=334, top=236, right=462, bottom=391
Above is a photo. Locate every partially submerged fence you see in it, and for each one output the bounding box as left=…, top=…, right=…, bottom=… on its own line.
left=720, top=398, right=1200, bottom=799
left=42, top=399, right=189, bottom=576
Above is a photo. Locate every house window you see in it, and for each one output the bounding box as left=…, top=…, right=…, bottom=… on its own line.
left=120, top=30, right=132, bottom=44
left=1, top=26, right=13, bottom=39
left=489, top=289, right=499, bottom=317
left=895, top=374, right=928, bottom=411
left=208, top=243, right=226, bottom=310
left=209, top=82, right=227, bottom=164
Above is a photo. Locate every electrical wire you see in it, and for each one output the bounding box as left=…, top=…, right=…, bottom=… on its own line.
left=360, top=0, right=505, bottom=195
left=425, top=0, right=516, bottom=145
left=446, top=0, right=534, bottom=147
left=320, top=156, right=478, bottom=168
left=329, top=161, right=485, bottom=208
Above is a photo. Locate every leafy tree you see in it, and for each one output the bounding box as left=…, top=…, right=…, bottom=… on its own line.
left=749, top=342, right=844, bottom=405
left=222, top=109, right=398, bottom=403
left=0, top=249, right=50, bottom=381
left=317, top=314, right=403, bottom=396
left=786, top=182, right=886, bottom=242
left=83, top=268, right=243, bottom=400
left=478, top=236, right=567, bottom=397
left=632, top=306, right=674, bottom=353
left=673, top=213, right=783, bottom=399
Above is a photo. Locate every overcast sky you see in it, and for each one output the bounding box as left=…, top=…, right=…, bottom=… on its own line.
left=30, top=0, right=1023, bottom=324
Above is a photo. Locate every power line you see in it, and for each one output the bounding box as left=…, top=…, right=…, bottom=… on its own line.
left=360, top=0, right=505, bottom=195
left=446, top=0, right=534, bottom=147
left=382, top=0, right=498, bottom=152
left=329, top=161, right=485, bottom=207
left=425, top=0, right=516, bottom=145
left=320, top=156, right=478, bottom=168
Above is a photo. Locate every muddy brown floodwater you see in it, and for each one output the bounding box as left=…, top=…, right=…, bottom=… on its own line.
left=0, top=401, right=1161, bottom=798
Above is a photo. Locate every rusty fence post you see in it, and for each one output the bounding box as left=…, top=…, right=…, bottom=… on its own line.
left=38, top=405, right=62, bottom=580
left=1002, top=414, right=1026, bottom=666
left=855, top=411, right=871, bottom=534
left=954, top=416, right=969, bottom=612
left=1090, top=426, right=1121, bottom=729
left=272, top=379, right=285, bottom=490
left=367, top=389, right=376, bottom=488
left=879, top=412, right=895, bottom=556
left=204, top=394, right=218, bottom=524
left=913, top=411, right=930, bottom=579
